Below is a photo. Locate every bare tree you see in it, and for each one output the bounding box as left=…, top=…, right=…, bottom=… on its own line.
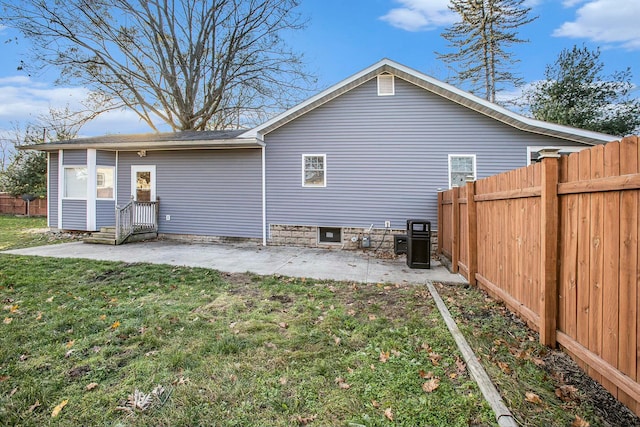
left=437, top=0, right=537, bottom=103
left=1, top=0, right=314, bottom=132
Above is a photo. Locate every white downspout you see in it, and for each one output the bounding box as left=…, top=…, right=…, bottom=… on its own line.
left=261, top=144, right=266, bottom=246
left=58, top=150, right=63, bottom=230
left=87, top=149, right=97, bottom=231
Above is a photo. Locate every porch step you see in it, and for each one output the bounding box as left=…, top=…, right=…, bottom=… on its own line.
left=83, top=227, right=158, bottom=245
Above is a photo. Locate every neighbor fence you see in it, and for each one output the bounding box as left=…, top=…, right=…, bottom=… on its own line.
left=0, top=193, right=47, bottom=216
left=438, top=136, right=640, bottom=415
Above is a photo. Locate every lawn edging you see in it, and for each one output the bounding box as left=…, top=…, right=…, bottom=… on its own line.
left=427, top=280, right=517, bottom=427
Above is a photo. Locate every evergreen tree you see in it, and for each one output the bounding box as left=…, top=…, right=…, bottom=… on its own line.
left=524, top=45, right=640, bottom=136
left=437, top=0, right=537, bottom=103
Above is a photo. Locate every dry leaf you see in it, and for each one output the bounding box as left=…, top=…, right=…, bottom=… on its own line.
left=278, top=322, right=288, bottom=329
left=334, top=377, right=350, bottom=389
left=296, top=414, right=317, bottom=425
left=449, top=373, right=458, bottom=379
left=347, top=309, right=356, bottom=316
left=391, top=349, right=401, bottom=357
left=65, top=340, right=75, bottom=349
left=429, top=352, right=442, bottom=365
left=532, top=357, right=545, bottom=367
left=111, top=320, right=120, bottom=329
left=0, top=375, right=8, bottom=382
left=497, top=361, right=511, bottom=374
left=86, top=382, right=99, bottom=391
left=51, top=399, right=68, bottom=417
left=421, top=343, right=432, bottom=353
left=555, top=385, right=579, bottom=402
left=456, top=357, right=466, bottom=373
left=99, top=314, right=106, bottom=321
left=422, top=378, right=440, bottom=393
left=9, top=387, right=17, bottom=396
left=368, top=314, right=377, bottom=321
left=525, top=392, right=542, bottom=404
left=35, top=312, right=42, bottom=321
left=28, top=400, right=41, bottom=412
left=46, top=296, right=54, bottom=302
left=279, top=377, right=287, bottom=385
left=371, top=400, right=380, bottom=408
left=265, top=342, right=277, bottom=349
left=3, top=317, right=12, bottom=324
left=572, top=415, right=590, bottom=427
left=334, top=336, right=341, bottom=345
left=379, top=351, right=390, bottom=363
left=419, top=370, right=434, bottom=379
left=384, top=407, right=394, bottom=421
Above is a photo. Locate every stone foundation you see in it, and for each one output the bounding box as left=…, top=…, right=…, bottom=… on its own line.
left=159, top=233, right=261, bottom=245
left=268, top=224, right=438, bottom=254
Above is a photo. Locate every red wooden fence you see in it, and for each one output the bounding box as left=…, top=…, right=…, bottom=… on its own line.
left=0, top=193, right=47, bottom=216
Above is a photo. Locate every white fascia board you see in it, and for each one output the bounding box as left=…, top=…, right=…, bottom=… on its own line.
left=20, top=138, right=264, bottom=152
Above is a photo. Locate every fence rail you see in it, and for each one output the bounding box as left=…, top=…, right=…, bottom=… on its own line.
left=438, top=136, right=640, bottom=416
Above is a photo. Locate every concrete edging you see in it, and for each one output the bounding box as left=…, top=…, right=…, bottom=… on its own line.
left=426, top=281, right=518, bottom=427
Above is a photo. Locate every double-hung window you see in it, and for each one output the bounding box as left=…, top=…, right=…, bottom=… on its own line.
left=96, top=166, right=115, bottom=199
left=302, top=154, right=326, bottom=187
left=448, top=154, right=476, bottom=188
left=63, top=167, right=88, bottom=198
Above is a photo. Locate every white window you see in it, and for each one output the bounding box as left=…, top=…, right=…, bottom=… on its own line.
left=302, top=154, right=326, bottom=187
left=377, top=74, right=395, bottom=96
left=448, top=154, right=476, bottom=188
left=63, top=166, right=88, bottom=198
left=96, top=166, right=115, bottom=199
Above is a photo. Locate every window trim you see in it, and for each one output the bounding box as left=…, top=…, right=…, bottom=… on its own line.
left=62, top=165, right=89, bottom=200
left=96, top=165, right=115, bottom=200
left=131, top=165, right=156, bottom=202
left=377, top=74, right=395, bottom=96
left=301, top=154, right=327, bottom=188
left=448, top=154, right=477, bottom=188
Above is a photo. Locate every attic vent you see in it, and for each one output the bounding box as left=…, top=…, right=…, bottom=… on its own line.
left=377, top=74, right=394, bottom=96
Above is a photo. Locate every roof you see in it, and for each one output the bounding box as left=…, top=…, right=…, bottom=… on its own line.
left=240, top=58, right=616, bottom=146
left=23, top=130, right=262, bottom=152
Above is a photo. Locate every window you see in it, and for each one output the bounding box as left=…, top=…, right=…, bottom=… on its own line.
left=63, top=167, right=88, bottom=198
left=448, top=154, right=476, bottom=188
left=377, top=74, right=394, bottom=96
left=96, top=166, right=115, bottom=199
left=302, top=154, right=326, bottom=187
left=319, top=227, right=341, bottom=243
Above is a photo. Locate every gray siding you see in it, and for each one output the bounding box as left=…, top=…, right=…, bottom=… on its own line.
left=117, top=149, right=262, bottom=238
left=62, top=149, right=87, bottom=165
left=48, top=152, right=59, bottom=227
left=97, top=150, right=116, bottom=166
left=96, top=200, right=115, bottom=228
left=265, top=76, right=588, bottom=231
left=61, top=199, right=86, bottom=230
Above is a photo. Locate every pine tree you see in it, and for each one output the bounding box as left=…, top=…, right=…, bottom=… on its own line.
left=437, top=0, right=537, bottom=103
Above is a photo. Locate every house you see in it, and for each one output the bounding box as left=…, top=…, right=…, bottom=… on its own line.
left=27, top=59, right=614, bottom=249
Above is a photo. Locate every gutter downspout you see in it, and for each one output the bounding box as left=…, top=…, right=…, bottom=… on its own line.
left=261, top=143, right=266, bottom=246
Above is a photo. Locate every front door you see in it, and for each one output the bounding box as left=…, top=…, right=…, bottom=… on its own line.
left=131, top=165, right=156, bottom=202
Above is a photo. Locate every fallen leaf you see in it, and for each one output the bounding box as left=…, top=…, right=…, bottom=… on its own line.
left=347, top=309, right=356, bottom=316
left=111, top=320, right=120, bottom=329
left=51, top=399, right=68, bottom=417
left=370, top=364, right=376, bottom=370
left=296, top=414, right=317, bottom=425
left=532, top=357, right=545, bottom=367
left=28, top=400, right=41, bottom=412
left=497, top=361, right=511, bottom=374
left=555, top=385, right=579, bottom=402
left=371, top=400, right=380, bottom=408
left=265, top=342, right=277, bottom=349
left=384, top=407, right=394, bottom=421
left=391, top=349, right=401, bottom=357
left=99, top=314, right=106, bottom=321
left=368, top=314, right=377, bottom=321
left=35, top=312, right=43, bottom=321
left=379, top=351, right=390, bottom=363
left=334, top=377, right=350, bottom=389
left=456, top=357, right=466, bottom=373
left=429, top=352, right=442, bottom=365
left=46, top=296, right=54, bottom=303
left=279, top=377, right=287, bottom=385
left=3, top=317, right=12, bottom=324
left=65, top=340, right=75, bottom=349
left=9, top=387, right=17, bottom=396
left=420, top=343, right=432, bottom=353
left=572, top=415, right=590, bottom=427
left=422, top=378, right=440, bottom=393
left=419, top=370, right=433, bottom=379
left=0, top=375, right=9, bottom=382
left=9, top=304, right=19, bottom=313
left=449, top=373, right=458, bottom=379
left=64, top=350, right=75, bottom=358
left=525, top=392, right=542, bottom=404
left=278, top=322, right=288, bottom=329
left=86, top=382, right=99, bottom=391
left=334, top=336, right=341, bottom=345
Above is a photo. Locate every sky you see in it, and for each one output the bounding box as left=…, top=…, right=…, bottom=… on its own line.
left=0, top=0, right=639, bottom=140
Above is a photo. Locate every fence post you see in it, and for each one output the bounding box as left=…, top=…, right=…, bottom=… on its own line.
left=437, top=191, right=443, bottom=255
left=539, top=148, right=561, bottom=348
left=452, top=186, right=460, bottom=274
left=466, top=178, right=478, bottom=286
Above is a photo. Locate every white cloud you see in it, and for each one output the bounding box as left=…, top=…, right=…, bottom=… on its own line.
left=562, top=0, right=587, bottom=7
left=0, top=76, right=161, bottom=138
left=380, top=0, right=457, bottom=32
left=553, top=0, right=640, bottom=50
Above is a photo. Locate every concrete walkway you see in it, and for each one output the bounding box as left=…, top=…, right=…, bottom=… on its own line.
left=4, top=240, right=466, bottom=284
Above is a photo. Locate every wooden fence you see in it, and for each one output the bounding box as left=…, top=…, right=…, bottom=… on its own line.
left=438, top=136, right=640, bottom=415
left=0, top=193, right=47, bottom=216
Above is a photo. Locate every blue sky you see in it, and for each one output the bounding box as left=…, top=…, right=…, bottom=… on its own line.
left=0, top=0, right=638, bottom=138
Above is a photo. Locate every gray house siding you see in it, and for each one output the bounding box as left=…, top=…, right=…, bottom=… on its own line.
left=61, top=200, right=86, bottom=230
left=62, top=149, right=87, bottom=165
left=96, top=151, right=116, bottom=228
left=117, top=149, right=262, bottom=238
left=264, top=76, right=586, bottom=231
left=48, top=152, right=59, bottom=228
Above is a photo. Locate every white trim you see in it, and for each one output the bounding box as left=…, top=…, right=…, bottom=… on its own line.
left=87, top=149, right=97, bottom=231
left=448, top=154, right=477, bottom=189
left=377, top=74, right=395, bottom=96
left=46, top=152, right=50, bottom=227
left=58, top=151, right=63, bottom=229
left=526, top=145, right=586, bottom=166
left=115, top=151, right=119, bottom=204
left=131, top=165, right=156, bottom=201
left=240, top=58, right=615, bottom=145
left=61, top=165, right=89, bottom=200
left=302, top=154, right=327, bottom=188
left=261, top=146, right=266, bottom=246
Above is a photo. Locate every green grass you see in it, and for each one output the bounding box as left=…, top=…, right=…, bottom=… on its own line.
left=0, top=256, right=494, bottom=427
left=0, top=215, right=72, bottom=251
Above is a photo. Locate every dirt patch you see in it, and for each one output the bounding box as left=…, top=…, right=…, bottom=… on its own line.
left=544, top=351, right=640, bottom=427
left=68, top=365, right=91, bottom=378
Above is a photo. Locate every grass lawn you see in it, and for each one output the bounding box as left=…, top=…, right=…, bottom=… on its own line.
left=0, top=215, right=75, bottom=251
left=0, top=216, right=631, bottom=426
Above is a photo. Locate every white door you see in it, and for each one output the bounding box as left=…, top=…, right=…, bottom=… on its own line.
left=131, top=165, right=156, bottom=202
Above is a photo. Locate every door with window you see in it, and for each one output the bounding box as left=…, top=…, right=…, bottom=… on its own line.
left=131, top=165, right=156, bottom=202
